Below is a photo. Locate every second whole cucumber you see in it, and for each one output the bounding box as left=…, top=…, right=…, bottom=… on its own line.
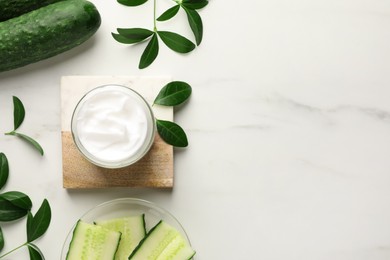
left=0, top=0, right=63, bottom=22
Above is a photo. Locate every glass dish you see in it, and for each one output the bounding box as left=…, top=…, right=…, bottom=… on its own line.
left=61, top=198, right=192, bottom=259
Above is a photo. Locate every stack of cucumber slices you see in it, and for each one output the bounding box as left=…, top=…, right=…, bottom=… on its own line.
left=65, top=214, right=195, bottom=260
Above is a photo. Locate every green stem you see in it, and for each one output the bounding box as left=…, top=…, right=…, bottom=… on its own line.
left=153, top=0, right=157, bottom=31
left=4, top=131, right=15, bottom=136
left=0, top=242, right=27, bottom=258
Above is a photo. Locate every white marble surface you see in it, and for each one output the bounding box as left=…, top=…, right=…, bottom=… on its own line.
left=0, top=0, right=390, bottom=259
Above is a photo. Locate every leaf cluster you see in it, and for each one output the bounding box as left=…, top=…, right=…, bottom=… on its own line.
left=0, top=154, right=51, bottom=260
left=5, top=97, right=44, bottom=156
left=113, top=0, right=208, bottom=69
left=154, top=81, right=191, bottom=147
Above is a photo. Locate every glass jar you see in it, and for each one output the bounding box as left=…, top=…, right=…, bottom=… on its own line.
left=71, top=84, right=155, bottom=168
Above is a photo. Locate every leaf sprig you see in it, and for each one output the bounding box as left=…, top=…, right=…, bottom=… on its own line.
left=0, top=153, right=51, bottom=260
left=4, top=96, right=44, bottom=156
left=154, top=81, right=191, bottom=147
left=112, top=0, right=208, bottom=69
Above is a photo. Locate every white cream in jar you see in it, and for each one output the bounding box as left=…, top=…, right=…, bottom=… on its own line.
left=71, top=85, right=155, bottom=168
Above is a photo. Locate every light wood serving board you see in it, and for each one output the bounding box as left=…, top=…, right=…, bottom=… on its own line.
left=61, top=76, right=174, bottom=189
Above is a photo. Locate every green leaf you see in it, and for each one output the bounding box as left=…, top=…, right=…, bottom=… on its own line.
left=182, top=0, right=208, bottom=9
left=0, top=191, right=32, bottom=210
left=112, top=33, right=142, bottom=44
left=12, top=96, right=25, bottom=131
left=0, top=197, right=28, bottom=221
left=0, top=153, right=8, bottom=190
left=0, top=227, right=4, bottom=251
left=154, top=81, right=192, bottom=106
left=27, top=199, right=51, bottom=242
left=115, top=28, right=154, bottom=44
left=26, top=212, right=33, bottom=239
left=6, top=132, right=44, bottom=156
left=28, top=243, right=44, bottom=260
left=157, top=5, right=180, bottom=21
left=183, top=7, right=203, bottom=45
left=156, top=119, right=188, bottom=147
left=139, top=33, right=159, bottom=69
left=157, top=31, right=195, bottom=53
left=117, top=0, right=148, bottom=6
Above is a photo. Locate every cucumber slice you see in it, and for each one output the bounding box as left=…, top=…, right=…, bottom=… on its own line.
left=95, top=215, right=146, bottom=260
left=66, top=220, right=121, bottom=260
left=129, top=220, right=195, bottom=260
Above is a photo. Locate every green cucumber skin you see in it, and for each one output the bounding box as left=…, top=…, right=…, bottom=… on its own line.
left=65, top=220, right=81, bottom=260
left=128, top=220, right=163, bottom=259
left=0, top=0, right=101, bottom=72
left=0, top=0, right=64, bottom=22
left=128, top=220, right=196, bottom=260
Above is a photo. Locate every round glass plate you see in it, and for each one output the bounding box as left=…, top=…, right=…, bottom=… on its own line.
left=61, top=198, right=191, bottom=259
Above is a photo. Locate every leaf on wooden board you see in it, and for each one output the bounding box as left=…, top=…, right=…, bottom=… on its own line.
left=156, top=119, right=188, bottom=147
left=154, top=81, right=192, bottom=106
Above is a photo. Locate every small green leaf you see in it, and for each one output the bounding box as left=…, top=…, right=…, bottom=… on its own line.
left=6, top=132, right=44, bottom=156
left=26, top=212, right=33, bottom=239
left=139, top=33, right=159, bottom=69
left=157, top=5, right=180, bottom=21
left=154, top=81, right=192, bottom=106
left=28, top=243, right=44, bottom=260
left=0, top=153, right=8, bottom=190
left=12, top=96, right=25, bottom=131
left=0, top=191, right=32, bottom=210
left=182, top=0, right=208, bottom=9
left=0, top=197, right=28, bottom=222
left=117, top=0, right=148, bottom=6
left=0, top=227, right=4, bottom=251
left=157, top=31, right=195, bottom=53
left=27, top=199, right=51, bottom=242
left=156, top=119, right=188, bottom=147
left=115, top=28, right=154, bottom=43
left=112, top=33, right=142, bottom=44
left=183, top=7, right=203, bottom=45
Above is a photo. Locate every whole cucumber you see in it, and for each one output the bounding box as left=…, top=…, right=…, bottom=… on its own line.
left=0, top=0, right=63, bottom=22
left=0, top=0, right=101, bottom=72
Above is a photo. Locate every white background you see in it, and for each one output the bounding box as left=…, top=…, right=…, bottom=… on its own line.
left=0, top=0, right=390, bottom=259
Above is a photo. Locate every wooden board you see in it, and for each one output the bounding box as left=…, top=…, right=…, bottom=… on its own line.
left=61, top=76, right=174, bottom=189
